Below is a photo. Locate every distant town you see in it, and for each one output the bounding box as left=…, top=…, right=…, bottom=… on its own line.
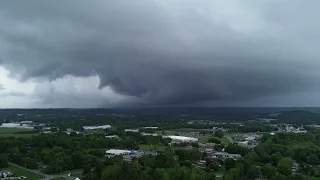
left=0, top=108, right=319, bottom=180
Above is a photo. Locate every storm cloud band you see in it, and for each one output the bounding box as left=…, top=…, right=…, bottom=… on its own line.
left=0, top=0, right=320, bottom=107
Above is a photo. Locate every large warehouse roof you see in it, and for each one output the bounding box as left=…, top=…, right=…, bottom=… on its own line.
left=165, top=135, right=198, bottom=142
left=83, top=125, right=111, bottom=130
left=106, top=149, right=130, bottom=155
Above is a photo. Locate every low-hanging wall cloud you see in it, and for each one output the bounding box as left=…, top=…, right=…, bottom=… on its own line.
left=1, top=0, right=320, bottom=107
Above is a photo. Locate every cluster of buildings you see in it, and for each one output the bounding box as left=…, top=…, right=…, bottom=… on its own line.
left=211, top=152, right=241, bottom=159
left=83, top=125, right=111, bottom=131
left=0, top=170, right=27, bottom=179
left=163, top=135, right=198, bottom=144
left=276, top=124, right=307, bottom=133
left=105, top=149, right=159, bottom=162
left=306, top=124, right=320, bottom=130
left=0, top=170, right=13, bottom=178
left=231, top=133, right=261, bottom=149
left=41, top=125, right=112, bottom=135
left=0, top=121, right=45, bottom=129
left=106, top=149, right=137, bottom=158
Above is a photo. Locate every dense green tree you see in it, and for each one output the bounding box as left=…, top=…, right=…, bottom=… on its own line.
left=286, top=173, right=304, bottom=180
left=307, top=154, right=320, bottom=165
left=277, top=158, right=292, bottom=176
left=222, top=168, right=240, bottom=180
left=246, top=165, right=261, bottom=179
left=101, top=164, right=122, bottom=180
left=207, top=160, right=220, bottom=171
left=214, top=131, right=224, bottom=138
left=22, top=157, right=38, bottom=169
left=225, top=143, right=242, bottom=154
left=72, top=151, right=84, bottom=169
left=175, top=149, right=201, bottom=162
left=299, top=163, right=316, bottom=176
left=180, top=160, right=193, bottom=168
left=208, top=137, right=222, bottom=144
left=225, top=158, right=236, bottom=170
left=271, top=174, right=286, bottom=180
left=262, top=165, right=277, bottom=180
left=235, top=163, right=245, bottom=177
left=0, top=154, right=8, bottom=168
left=214, top=144, right=225, bottom=151
left=271, top=153, right=281, bottom=165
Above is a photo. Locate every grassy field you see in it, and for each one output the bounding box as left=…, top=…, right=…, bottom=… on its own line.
left=223, top=132, right=243, bottom=136
left=0, top=128, right=37, bottom=138
left=139, top=144, right=166, bottom=150
left=199, top=132, right=245, bottom=144
left=221, top=137, right=230, bottom=144
left=198, top=136, right=211, bottom=143
left=0, top=165, right=44, bottom=180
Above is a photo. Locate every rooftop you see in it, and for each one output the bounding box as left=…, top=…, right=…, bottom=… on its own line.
left=165, top=135, right=198, bottom=141
left=83, top=125, right=111, bottom=130
left=106, top=149, right=130, bottom=155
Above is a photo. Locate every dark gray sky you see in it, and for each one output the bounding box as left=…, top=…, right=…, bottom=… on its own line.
left=1, top=0, right=320, bottom=108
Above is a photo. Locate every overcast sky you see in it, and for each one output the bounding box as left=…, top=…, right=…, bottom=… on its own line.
left=1, top=0, right=320, bottom=108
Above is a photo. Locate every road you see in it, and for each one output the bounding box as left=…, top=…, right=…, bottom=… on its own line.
left=9, top=162, right=81, bottom=180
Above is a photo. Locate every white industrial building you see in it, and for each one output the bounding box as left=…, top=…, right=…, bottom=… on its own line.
left=212, top=152, right=241, bottom=159
left=141, top=133, right=159, bottom=136
left=105, top=149, right=138, bottom=158
left=83, top=125, right=111, bottom=130
left=142, top=127, right=158, bottom=129
left=164, top=135, right=198, bottom=143
left=125, top=129, right=139, bottom=133
left=20, top=121, right=33, bottom=124
left=105, top=135, right=120, bottom=139
left=0, top=123, right=34, bottom=129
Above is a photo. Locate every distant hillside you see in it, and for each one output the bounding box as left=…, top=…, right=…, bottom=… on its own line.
left=1, top=107, right=318, bottom=116
left=1, top=108, right=320, bottom=122
left=276, top=110, right=320, bottom=124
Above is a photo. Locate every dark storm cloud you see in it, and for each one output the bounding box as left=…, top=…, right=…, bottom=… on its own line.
left=0, top=0, right=320, bottom=106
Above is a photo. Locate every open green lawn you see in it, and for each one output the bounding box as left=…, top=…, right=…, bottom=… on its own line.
left=0, top=128, right=37, bottom=138
left=199, top=132, right=244, bottom=145
left=198, top=136, right=211, bottom=143
left=0, top=165, right=44, bottom=180
left=51, top=178, right=66, bottom=180
left=139, top=144, right=166, bottom=150
left=223, top=132, right=243, bottom=136
left=221, top=137, right=230, bottom=145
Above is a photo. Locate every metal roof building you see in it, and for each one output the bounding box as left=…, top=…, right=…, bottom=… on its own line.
left=106, top=149, right=131, bottom=156
left=164, top=135, right=198, bottom=143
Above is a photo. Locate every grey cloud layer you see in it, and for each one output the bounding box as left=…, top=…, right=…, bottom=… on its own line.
left=1, top=0, right=320, bottom=106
